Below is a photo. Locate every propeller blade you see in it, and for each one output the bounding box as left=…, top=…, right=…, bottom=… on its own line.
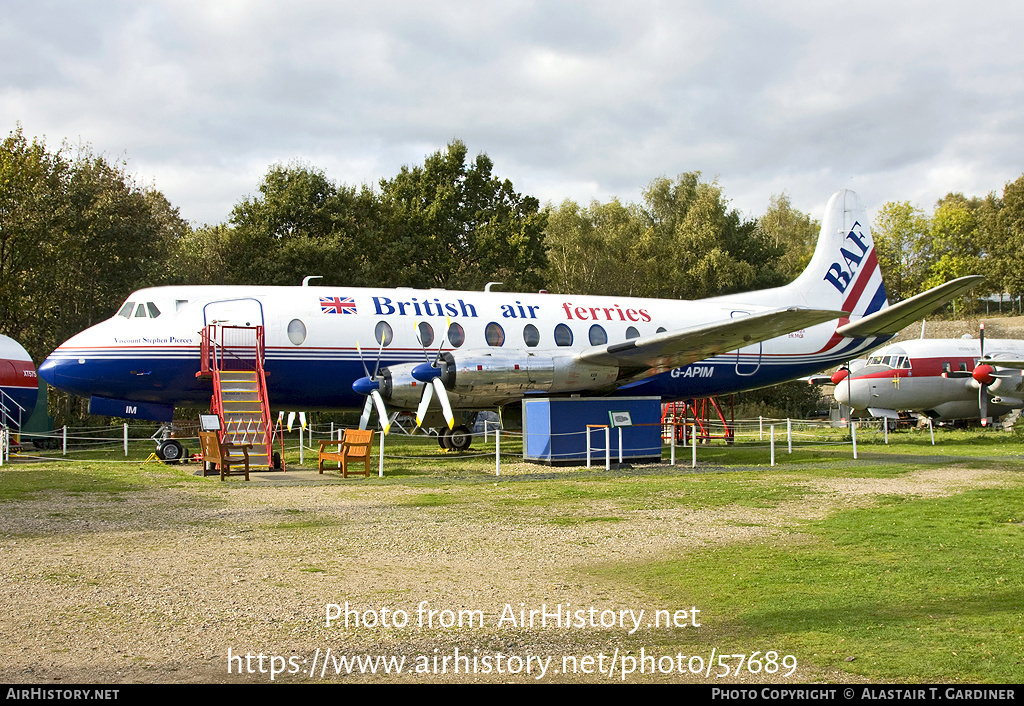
left=432, top=377, right=455, bottom=430
left=358, top=395, right=374, bottom=430
left=433, top=316, right=450, bottom=367
left=414, top=321, right=432, bottom=364
left=356, top=341, right=370, bottom=379
left=372, top=337, right=385, bottom=380
left=371, top=389, right=391, bottom=435
left=415, top=381, right=434, bottom=428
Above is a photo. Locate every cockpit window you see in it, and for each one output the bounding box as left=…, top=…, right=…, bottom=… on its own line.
left=867, top=354, right=910, bottom=369
left=121, top=301, right=163, bottom=319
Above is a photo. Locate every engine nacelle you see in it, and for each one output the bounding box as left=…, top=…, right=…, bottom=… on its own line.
left=386, top=350, right=620, bottom=407
left=435, top=349, right=618, bottom=397
left=377, top=364, right=428, bottom=408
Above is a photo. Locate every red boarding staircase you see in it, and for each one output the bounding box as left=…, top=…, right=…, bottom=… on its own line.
left=662, top=397, right=735, bottom=444
left=197, top=325, right=283, bottom=470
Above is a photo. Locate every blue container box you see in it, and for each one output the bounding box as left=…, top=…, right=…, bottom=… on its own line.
left=522, top=396, right=663, bottom=465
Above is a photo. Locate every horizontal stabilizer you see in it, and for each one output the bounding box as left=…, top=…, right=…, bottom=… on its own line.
left=577, top=307, right=846, bottom=377
left=803, top=374, right=835, bottom=385
left=836, top=276, right=984, bottom=338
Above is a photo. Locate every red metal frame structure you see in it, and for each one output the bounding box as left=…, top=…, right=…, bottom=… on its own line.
left=661, top=397, right=735, bottom=444
left=197, top=324, right=283, bottom=470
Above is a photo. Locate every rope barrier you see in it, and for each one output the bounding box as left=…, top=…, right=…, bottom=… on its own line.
left=2, top=414, right=954, bottom=474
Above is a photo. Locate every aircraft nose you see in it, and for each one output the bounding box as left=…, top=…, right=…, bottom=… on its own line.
left=39, top=350, right=86, bottom=395
left=834, top=379, right=867, bottom=409
left=38, top=354, right=60, bottom=387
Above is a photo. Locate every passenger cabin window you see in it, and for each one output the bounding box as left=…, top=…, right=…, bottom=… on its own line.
left=287, top=319, right=307, bottom=346
left=485, top=322, right=505, bottom=347
left=554, top=323, right=573, bottom=347
left=448, top=322, right=465, bottom=348
left=626, top=326, right=640, bottom=340
left=523, top=324, right=540, bottom=347
left=375, top=321, right=393, bottom=347
left=959, top=362, right=968, bottom=372
left=417, top=321, right=434, bottom=348
left=589, top=324, right=607, bottom=346
left=942, top=362, right=951, bottom=373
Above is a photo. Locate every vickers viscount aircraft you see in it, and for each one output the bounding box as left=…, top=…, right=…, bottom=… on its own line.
left=39, top=190, right=981, bottom=458
left=833, top=324, right=1024, bottom=425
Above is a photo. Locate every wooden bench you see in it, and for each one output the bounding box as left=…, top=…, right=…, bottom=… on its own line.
left=319, top=429, right=375, bottom=477
left=198, top=431, right=252, bottom=481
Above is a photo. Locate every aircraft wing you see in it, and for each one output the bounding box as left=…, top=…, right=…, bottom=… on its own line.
left=836, top=275, right=984, bottom=338
left=576, top=307, right=847, bottom=379
left=983, top=358, right=1024, bottom=370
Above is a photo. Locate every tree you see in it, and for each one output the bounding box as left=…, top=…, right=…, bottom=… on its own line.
left=984, top=175, right=1024, bottom=301
left=757, top=193, right=819, bottom=282
left=543, top=173, right=786, bottom=299
left=639, top=173, right=784, bottom=299
left=0, top=127, right=66, bottom=361
left=219, top=161, right=377, bottom=286
left=920, top=193, right=985, bottom=312
left=873, top=201, right=930, bottom=301
left=543, top=198, right=646, bottom=295
left=374, top=140, right=548, bottom=291
left=0, top=126, right=185, bottom=363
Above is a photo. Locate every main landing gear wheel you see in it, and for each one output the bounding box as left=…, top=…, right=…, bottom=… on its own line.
left=447, top=425, right=472, bottom=452
left=436, top=426, right=472, bottom=452
left=157, top=439, right=185, bottom=463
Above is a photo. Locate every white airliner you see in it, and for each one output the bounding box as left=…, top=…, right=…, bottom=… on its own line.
left=39, top=190, right=981, bottom=457
left=833, top=324, right=1024, bottom=424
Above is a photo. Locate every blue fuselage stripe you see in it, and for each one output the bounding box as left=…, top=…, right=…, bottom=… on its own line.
left=45, top=338, right=892, bottom=411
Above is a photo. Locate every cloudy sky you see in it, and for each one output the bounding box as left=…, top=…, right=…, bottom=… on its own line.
left=4, top=1, right=1023, bottom=227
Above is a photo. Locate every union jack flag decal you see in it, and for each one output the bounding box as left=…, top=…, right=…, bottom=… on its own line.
left=320, top=296, right=357, bottom=314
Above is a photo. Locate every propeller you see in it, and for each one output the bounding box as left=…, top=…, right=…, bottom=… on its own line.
left=352, top=340, right=391, bottom=435
left=974, top=322, right=992, bottom=426
left=412, top=321, right=455, bottom=430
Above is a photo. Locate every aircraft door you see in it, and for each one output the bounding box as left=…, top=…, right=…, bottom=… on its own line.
left=203, top=299, right=266, bottom=367
left=731, top=311, right=762, bottom=376
left=203, top=298, right=265, bottom=329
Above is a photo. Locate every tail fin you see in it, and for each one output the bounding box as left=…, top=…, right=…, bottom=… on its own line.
left=784, top=189, right=888, bottom=319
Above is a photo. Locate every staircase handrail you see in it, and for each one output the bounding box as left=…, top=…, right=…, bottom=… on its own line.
left=0, top=387, right=27, bottom=430
left=200, top=324, right=279, bottom=470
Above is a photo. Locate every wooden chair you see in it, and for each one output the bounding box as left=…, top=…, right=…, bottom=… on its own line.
left=319, top=429, right=375, bottom=477
left=198, top=431, right=252, bottom=481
